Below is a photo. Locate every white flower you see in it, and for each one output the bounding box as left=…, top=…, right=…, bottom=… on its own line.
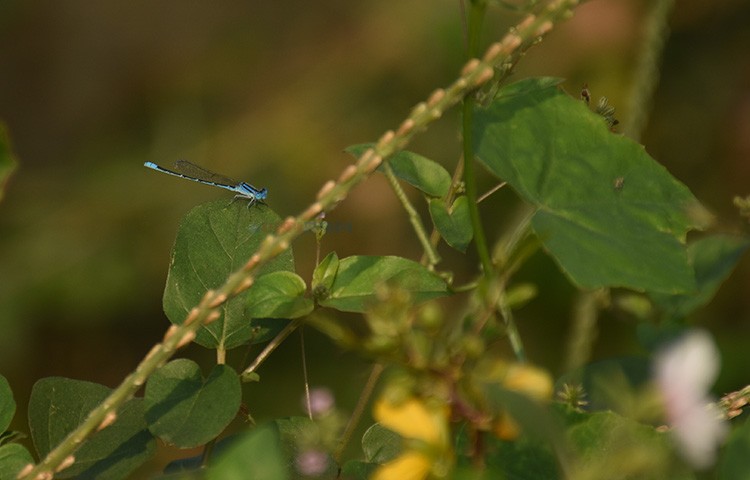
left=654, top=329, right=728, bottom=469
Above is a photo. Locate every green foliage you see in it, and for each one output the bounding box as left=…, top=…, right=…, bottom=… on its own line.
left=246, top=271, right=314, bottom=319
left=474, top=77, right=707, bottom=293
left=316, top=255, right=449, bottom=313
left=565, top=410, right=694, bottom=480
left=206, top=426, right=287, bottom=480
left=340, top=424, right=401, bottom=479
left=144, top=359, right=241, bottom=449
left=311, top=252, right=339, bottom=300
left=720, top=418, right=750, bottom=480
left=28, top=378, right=155, bottom=479
left=162, top=200, right=294, bottom=349
left=5, top=3, right=750, bottom=479
left=0, top=444, right=33, bottom=480
left=481, top=436, right=559, bottom=480
left=429, top=196, right=473, bottom=252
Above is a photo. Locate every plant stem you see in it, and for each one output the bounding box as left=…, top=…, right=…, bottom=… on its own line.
left=241, top=319, right=301, bottom=381
left=564, top=289, right=609, bottom=372
left=333, top=363, right=384, bottom=463
left=462, top=1, right=494, bottom=277
left=623, top=0, right=675, bottom=141
left=382, top=162, right=441, bottom=266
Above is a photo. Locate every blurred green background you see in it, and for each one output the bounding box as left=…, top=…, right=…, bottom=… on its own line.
left=1, top=0, right=749, bottom=474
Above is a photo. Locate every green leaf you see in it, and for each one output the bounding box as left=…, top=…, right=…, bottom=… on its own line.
left=362, top=423, right=401, bottom=463
left=0, top=375, right=14, bottom=433
left=481, top=385, right=564, bottom=479
left=483, top=384, right=565, bottom=447
left=719, top=417, right=750, bottom=480
left=0, top=444, right=34, bottom=480
left=28, top=377, right=155, bottom=479
left=429, top=196, right=473, bottom=252
left=246, top=271, right=313, bottom=319
left=0, top=124, right=17, bottom=203
left=345, top=144, right=452, bottom=197
left=473, top=77, right=707, bottom=293
left=565, top=410, right=693, bottom=479
left=340, top=460, right=378, bottom=480
left=311, top=252, right=339, bottom=300
left=482, top=436, right=559, bottom=480
left=162, top=200, right=294, bottom=349
left=207, top=426, right=288, bottom=480
left=144, top=359, right=241, bottom=449
left=651, top=234, right=750, bottom=318
left=317, top=255, right=449, bottom=313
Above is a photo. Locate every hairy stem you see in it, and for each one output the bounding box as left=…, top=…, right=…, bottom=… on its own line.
left=382, top=162, right=441, bottom=266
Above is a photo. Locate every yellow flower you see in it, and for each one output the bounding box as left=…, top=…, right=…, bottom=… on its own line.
left=493, top=364, right=553, bottom=440
left=503, top=363, right=554, bottom=400
left=371, top=451, right=432, bottom=480
left=372, top=396, right=451, bottom=480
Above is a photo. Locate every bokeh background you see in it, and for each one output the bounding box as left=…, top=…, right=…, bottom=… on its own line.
left=1, top=0, right=749, bottom=474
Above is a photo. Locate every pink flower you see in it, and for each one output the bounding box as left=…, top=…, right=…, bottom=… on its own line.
left=654, top=330, right=728, bottom=469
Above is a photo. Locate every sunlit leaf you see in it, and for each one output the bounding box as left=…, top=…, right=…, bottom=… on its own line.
left=246, top=271, right=313, bottom=319
left=162, top=200, right=294, bottom=349
left=144, top=359, right=241, bottom=449
left=318, top=256, right=449, bottom=313
left=0, top=444, right=33, bottom=480
left=474, top=77, right=708, bottom=293
left=28, top=377, right=155, bottom=479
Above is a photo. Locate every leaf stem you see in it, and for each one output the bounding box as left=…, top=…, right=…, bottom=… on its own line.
left=462, top=99, right=493, bottom=276
left=462, top=1, right=493, bottom=276
left=333, top=363, right=384, bottom=463
left=241, top=319, right=301, bottom=381
left=382, top=162, right=441, bottom=266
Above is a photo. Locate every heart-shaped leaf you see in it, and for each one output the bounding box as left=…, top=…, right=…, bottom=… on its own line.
left=162, top=200, right=294, bottom=350
left=474, top=77, right=708, bottom=293
left=28, top=377, right=155, bottom=479
left=429, top=196, right=473, bottom=252
left=318, top=255, right=449, bottom=313
left=144, top=359, right=241, bottom=449
left=246, top=271, right=314, bottom=319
